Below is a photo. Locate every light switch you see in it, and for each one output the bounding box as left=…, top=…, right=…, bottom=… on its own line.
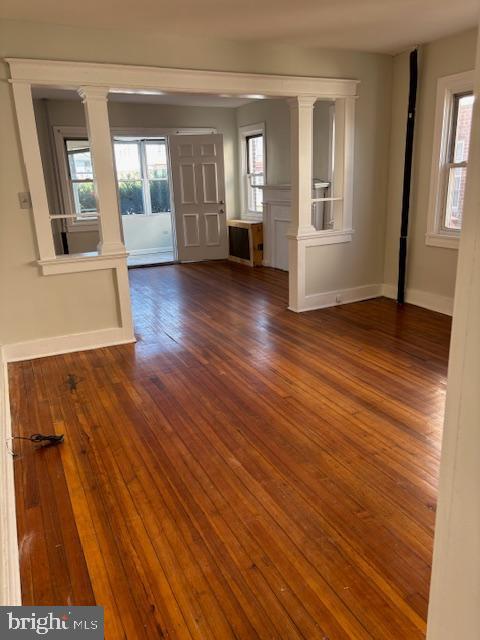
left=18, top=192, right=32, bottom=209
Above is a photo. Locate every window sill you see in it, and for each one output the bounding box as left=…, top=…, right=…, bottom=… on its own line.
left=240, top=212, right=263, bottom=222
left=38, top=251, right=128, bottom=275
left=65, top=216, right=99, bottom=233
left=122, top=212, right=172, bottom=218
left=425, top=232, right=460, bottom=250
left=67, top=222, right=99, bottom=233
left=288, top=228, right=354, bottom=246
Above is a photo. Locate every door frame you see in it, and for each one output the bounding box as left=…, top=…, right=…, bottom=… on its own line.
left=112, top=128, right=218, bottom=265
left=169, top=133, right=228, bottom=263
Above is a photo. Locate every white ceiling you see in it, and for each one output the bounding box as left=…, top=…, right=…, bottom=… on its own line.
left=31, top=87, right=257, bottom=108
left=1, top=0, right=478, bottom=54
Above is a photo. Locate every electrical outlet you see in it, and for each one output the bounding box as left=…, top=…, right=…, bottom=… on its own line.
left=18, top=192, right=32, bottom=209
left=335, top=294, right=342, bottom=303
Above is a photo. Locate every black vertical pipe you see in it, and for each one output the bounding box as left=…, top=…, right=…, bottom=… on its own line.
left=397, top=48, right=418, bottom=304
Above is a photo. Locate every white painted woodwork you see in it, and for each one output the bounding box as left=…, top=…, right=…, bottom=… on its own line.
left=285, top=95, right=355, bottom=311
left=381, top=283, right=454, bottom=317
left=425, top=70, right=474, bottom=250
left=169, top=134, right=228, bottom=262
left=334, top=97, right=355, bottom=233
left=10, top=82, right=56, bottom=260
left=426, top=28, right=480, bottom=640
left=37, top=253, right=134, bottom=345
left=7, top=57, right=358, bottom=322
left=78, top=86, right=125, bottom=255
left=287, top=96, right=316, bottom=310
left=0, top=355, right=21, bottom=606
left=2, top=327, right=135, bottom=363
left=238, top=122, right=266, bottom=218
left=262, top=184, right=353, bottom=275
left=6, top=59, right=359, bottom=100
left=288, top=96, right=317, bottom=237
left=261, top=185, right=293, bottom=271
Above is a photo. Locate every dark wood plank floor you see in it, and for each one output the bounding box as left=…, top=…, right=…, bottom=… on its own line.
left=9, top=261, right=451, bottom=639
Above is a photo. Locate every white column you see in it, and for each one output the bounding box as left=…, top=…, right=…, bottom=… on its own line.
left=11, top=82, right=56, bottom=260
left=332, top=97, right=355, bottom=232
left=287, top=96, right=316, bottom=312
left=426, top=29, right=480, bottom=640
left=288, top=96, right=317, bottom=236
left=78, top=86, right=125, bottom=255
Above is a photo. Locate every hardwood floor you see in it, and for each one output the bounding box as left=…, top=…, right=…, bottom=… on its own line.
left=9, top=261, right=451, bottom=639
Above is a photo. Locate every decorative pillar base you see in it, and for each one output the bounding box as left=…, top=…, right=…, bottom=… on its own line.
left=287, top=236, right=306, bottom=312
left=97, top=241, right=128, bottom=256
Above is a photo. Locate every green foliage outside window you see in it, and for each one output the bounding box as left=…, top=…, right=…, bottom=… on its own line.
left=75, top=182, right=96, bottom=213
left=118, top=180, right=145, bottom=214
left=150, top=181, right=171, bottom=213
left=75, top=176, right=171, bottom=216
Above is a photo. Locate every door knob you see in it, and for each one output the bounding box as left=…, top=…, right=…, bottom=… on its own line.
left=219, top=208, right=225, bottom=214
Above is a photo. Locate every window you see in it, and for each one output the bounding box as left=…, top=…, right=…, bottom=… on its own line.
left=58, top=134, right=172, bottom=228
left=65, top=139, right=97, bottom=220
left=427, top=71, right=474, bottom=248
left=114, top=141, right=145, bottom=214
left=443, top=93, right=473, bottom=231
left=246, top=134, right=264, bottom=213
left=113, top=138, right=171, bottom=215
left=239, top=123, right=265, bottom=216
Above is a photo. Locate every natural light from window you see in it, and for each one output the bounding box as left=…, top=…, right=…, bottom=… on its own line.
left=444, top=93, right=473, bottom=231
left=113, top=139, right=171, bottom=215
left=65, top=137, right=172, bottom=220
left=66, top=139, right=96, bottom=217
left=246, top=133, right=264, bottom=214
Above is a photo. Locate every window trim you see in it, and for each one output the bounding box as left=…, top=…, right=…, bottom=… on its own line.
left=426, top=70, right=474, bottom=250
left=245, top=132, right=264, bottom=214
left=238, top=122, right=266, bottom=219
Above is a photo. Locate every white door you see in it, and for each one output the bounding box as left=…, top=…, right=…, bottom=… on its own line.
left=169, top=134, right=228, bottom=262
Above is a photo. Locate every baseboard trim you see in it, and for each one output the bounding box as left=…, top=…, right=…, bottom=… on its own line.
left=294, top=284, right=383, bottom=312
left=0, top=349, right=21, bottom=605
left=382, top=284, right=453, bottom=316
left=3, top=327, right=136, bottom=363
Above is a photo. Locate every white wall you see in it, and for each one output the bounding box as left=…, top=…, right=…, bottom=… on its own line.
left=237, top=99, right=291, bottom=184
left=236, top=98, right=333, bottom=186
left=0, top=18, right=392, bottom=346
left=383, top=29, right=478, bottom=309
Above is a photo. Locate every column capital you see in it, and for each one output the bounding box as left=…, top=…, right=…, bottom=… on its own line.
left=287, top=96, right=317, bottom=110
left=77, top=86, right=110, bottom=103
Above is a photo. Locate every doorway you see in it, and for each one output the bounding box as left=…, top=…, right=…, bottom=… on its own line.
left=115, top=132, right=229, bottom=267
left=169, top=133, right=228, bottom=262
left=113, top=136, right=176, bottom=267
